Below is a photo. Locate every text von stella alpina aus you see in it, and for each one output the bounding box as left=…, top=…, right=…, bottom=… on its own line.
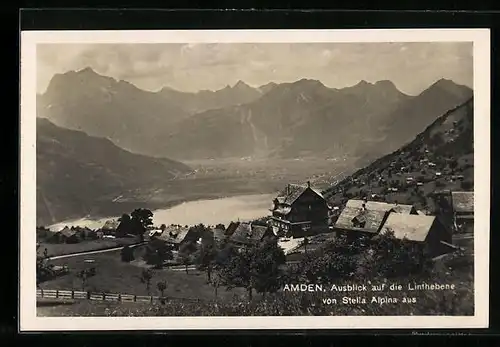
left=282, top=282, right=457, bottom=306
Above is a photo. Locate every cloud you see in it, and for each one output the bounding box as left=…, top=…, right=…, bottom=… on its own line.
left=37, top=42, right=473, bottom=95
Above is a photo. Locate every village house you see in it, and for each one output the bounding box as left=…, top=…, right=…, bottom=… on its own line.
left=333, top=199, right=417, bottom=239
left=229, top=222, right=275, bottom=248
left=36, top=227, right=50, bottom=240
left=153, top=225, right=198, bottom=250
left=451, top=191, right=474, bottom=233
left=378, top=213, right=453, bottom=257
left=101, top=219, right=120, bottom=235
left=48, top=226, right=81, bottom=244
left=212, top=227, right=228, bottom=243
left=269, top=181, right=331, bottom=238
left=70, top=226, right=97, bottom=240
left=224, top=221, right=241, bottom=238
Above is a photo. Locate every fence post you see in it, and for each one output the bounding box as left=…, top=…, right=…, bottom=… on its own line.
left=56, top=290, right=59, bottom=299
left=118, top=294, right=121, bottom=302
left=134, top=295, right=137, bottom=302
left=41, top=288, right=44, bottom=298
left=87, top=291, right=91, bottom=300
left=102, top=293, right=106, bottom=301
left=71, top=290, right=74, bottom=299
left=150, top=296, right=153, bottom=304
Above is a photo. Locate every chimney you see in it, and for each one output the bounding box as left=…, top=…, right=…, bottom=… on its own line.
left=307, top=181, right=311, bottom=188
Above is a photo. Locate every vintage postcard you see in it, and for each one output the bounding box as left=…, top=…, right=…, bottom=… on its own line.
left=20, top=29, right=490, bottom=331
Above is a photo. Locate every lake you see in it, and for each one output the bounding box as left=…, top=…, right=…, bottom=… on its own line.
left=48, top=193, right=276, bottom=231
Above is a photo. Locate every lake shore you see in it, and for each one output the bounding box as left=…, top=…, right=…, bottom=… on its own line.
left=48, top=191, right=276, bottom=231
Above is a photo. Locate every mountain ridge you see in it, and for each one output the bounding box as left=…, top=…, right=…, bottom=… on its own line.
left=38, top=67, right=472, bottom=162
left=36, top=118, right=193, bottom=226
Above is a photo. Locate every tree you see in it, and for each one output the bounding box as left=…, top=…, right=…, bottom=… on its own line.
left=252, top=238, right=286, bottom=298
left=195, top=238, right=219, bottom=281
left=179, top=241, right=197, bottom=274
left=218, top=238, right=285, bottom=301
left=210, top=270, right=223, bottom=299
left=303, top=237, right=309, bottom=255
left=295, top=235, right=360, bottom=284
left=215, top=223, right=226, bottom=230
left=121, top=245, right=135, bottom=262
left=130, top=208, right=154, bottom=238
left=144, top=239, right=174, bottom=269
left=157, top=281, right=167, bottom=297
left=189, top=223, right=210, bottom=241
left=139, top=268, right=154, bottom=295
left=116, top=214, right=132, bottom=237
left=368, top=228, right=432, bottom=278
left=449, top=159, right=458, bottom=170
left=460, top=181, right=473, bottom=190
left=36, top=244, right=53, bottom=287
left=75, top=268, right=96, bottom=291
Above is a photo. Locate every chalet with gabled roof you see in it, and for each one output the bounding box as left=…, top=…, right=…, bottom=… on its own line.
left=378, top=213, right=452, bottom=257
left=270, top=181, right=330, bottom=238
left=333, top=199, right=417, bottom=239
left=451, top=191, right=474, bottom=233
left=101, top=219, right=120, bottom=235
left=48, top=226, right=81, bottom=244
left=153, top=225, right=197, bottom=250
left=229, top=222, right=275, bottom=247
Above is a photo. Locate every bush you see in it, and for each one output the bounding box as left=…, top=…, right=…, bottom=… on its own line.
left=121, top=245, right=135, bottom=262
left=460, top=181, right=473, bottom=190
left=435, top=180, right=445, bottom=188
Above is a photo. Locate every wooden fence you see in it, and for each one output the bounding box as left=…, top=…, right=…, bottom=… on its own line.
left=36, top=288, right=202, bottom=304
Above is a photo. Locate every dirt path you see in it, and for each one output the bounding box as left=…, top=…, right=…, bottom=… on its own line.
left=47, top=242, right=147, bottom=260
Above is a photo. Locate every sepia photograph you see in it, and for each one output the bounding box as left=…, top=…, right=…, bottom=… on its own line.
left=20, top=29, right=490, bottom=330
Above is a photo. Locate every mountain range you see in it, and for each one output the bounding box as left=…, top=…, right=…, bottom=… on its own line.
left=37, top=68, right=472, bottom=161
left=36, top=118, right=193, bottom=226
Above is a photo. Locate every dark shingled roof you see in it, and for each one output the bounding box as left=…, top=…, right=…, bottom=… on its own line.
left=212, top=228, right=227, bottom=241
left=225, top=221, right=240, bottom=236
left=230, top=223, right=271, bottom=245
left=275, top=183, right=325, bottom=206
left=335, top=207, right=388, bottom=234
left=59, top=226, right=78, bottom=238
left=451, top=191, right=474, bottom=214
left=156, top=225, right=191, bottom=244
left=276, top=184, right=308, bottom=205
left=102, top=219, right=120, bottom=230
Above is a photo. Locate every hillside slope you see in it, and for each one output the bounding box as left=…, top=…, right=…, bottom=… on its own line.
left=37, top=118, right=193, bottom=226
left=353, top=79, right=473, bottom=163
left=323, top=97, right=474, bottom=216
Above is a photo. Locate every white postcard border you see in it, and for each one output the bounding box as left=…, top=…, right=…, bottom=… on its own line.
left=20, top=28, right=490, bottom=331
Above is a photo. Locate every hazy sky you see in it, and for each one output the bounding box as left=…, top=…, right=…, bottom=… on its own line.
left=37, top=42, right=473, bottom=96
